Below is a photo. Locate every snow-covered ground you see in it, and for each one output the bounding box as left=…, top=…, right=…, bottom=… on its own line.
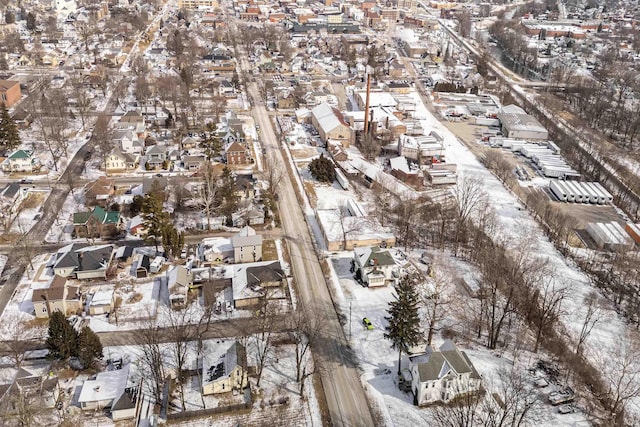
left=326, top=252, right=590, bottom=426
left=409, top=89, right=635, bottom=416
left=44, top=191, right=86, bottom=243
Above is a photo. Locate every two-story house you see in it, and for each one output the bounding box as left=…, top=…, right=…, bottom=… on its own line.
left=224, top=141, right=251, bottom=166
left=31, top=275, right=83, bottom=319
left=0, top=80, right=21, bottom=108
left=2, top=150, right=39, bottom=173
left=104, top=148, right=139, bottom=175
left=49, top=244, right=114, bottom=280
left=353, top=246, right=398, bottom=287
left=231, top=226, right=262, bottom=263
left=202, top=341, right=248, bottom=395
left=408, top=340, right=481, bottom=406
left=83, top=177, right=115, bottom=207
left=73, top=206, right=121, bottom=239
left=145, top=145, right=167, bottom=170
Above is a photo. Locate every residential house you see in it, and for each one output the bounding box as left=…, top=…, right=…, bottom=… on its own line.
left=224, top=141, right=251, bottom=165
left=88, top=287, right=115, bottom=315
left=234, top=175, right=256, bottom=200
left=408, top=340, right=482, bottom=406
left=145, top=145, right=167, bottom=170
left=353, top=246, right=398, bottom=287
left=31, top=275, right=82, bottom=318
left=276, top=89, right=296, bottom=109
left=0, top=80, right=21, bottom=108
left=167, top=265, right=193, bottom=308
left=104, top=148, right=140, bottom=175
left=141, top=176, right=168, bottom=196
left=110, top=387, right=138, bottom=421
left=202, top=341, right=248, bottom=395
left=231, top=226, right=263, bottom=263
left=0, top=182, right=26, bottom=221
left=83, top=177, right=115, bottom=207
left=114, top=129, right=144, bottom=154
left=127, top=215, right=145, bottom=236
left=311, top=103, right=354, bottom=147
left=218, top=80, right=236, bottom=98
left=2, top=150, right=40, bottom=173
left=181, top=136, right=198, bottom=149
left=78, top=365, right=133, bottom=410
left=50, top=244, right=114, bottom=280
left=73, top=206, right=120, bottom=239
left=230, top=261, right=285, bottom=307
left=183, top=155, right=206, bottom=172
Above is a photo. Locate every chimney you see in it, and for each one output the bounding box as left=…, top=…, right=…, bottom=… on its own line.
left=363, top=74, right=371, bottom=134
left=77, top=252, right=83, bottom=271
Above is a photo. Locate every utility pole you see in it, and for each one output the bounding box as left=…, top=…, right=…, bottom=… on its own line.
left=349, top=300, right=352, bottom=340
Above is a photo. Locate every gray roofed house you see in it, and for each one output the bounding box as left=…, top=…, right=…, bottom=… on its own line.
left=231, top=226, right=263, bottom=263
left=52, top=244, right=114, bottom=280
left=353, top=246, right=398, bottom=287
left=408, top=340, right=481, bottom=406
left=230, top=261, right=285, bottom=307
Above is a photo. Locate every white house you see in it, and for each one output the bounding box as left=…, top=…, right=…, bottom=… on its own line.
left=202, top=341, right=248, bottom=395
left=78, top=365, right=132, bottom=410
left=408, top=340, right=481, bottom=406
left=231, top=226, right=263, bottom=263
left=2, top=150, right=39, bottom=173
left=353, top=246, right=398, bottom=287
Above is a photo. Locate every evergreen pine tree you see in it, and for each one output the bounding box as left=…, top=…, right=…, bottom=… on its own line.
left=219, top=166, right=238, bottom=225
left=161, top=222, right=184, bottom=259
left=45, top=311, right=79, bottom=360
left=309, top=154, right=335, bottom=183
left=0, top=102, right=21, bottom=152
left=78, top=326, right=103, bottom=369
left=141, top=183, right=169, bottom=250
left=384, top=277, right=422, bottom=375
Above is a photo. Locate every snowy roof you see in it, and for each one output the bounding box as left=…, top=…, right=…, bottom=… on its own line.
left=498, top=105, right=547, bottom=134
left=311, top=103, right=350, bottom=134
left=355, top=91, right=398, bottom=108
left=231, top=226, right=262, bottom=248
left=389, top=156, right=411, bottom=174
left=202, top=341, right=245, bottom=386
left=89, top=287, right=114, bottom=307
left=78, top=365, right=130, bottom=405
left=230, top=261, right=284, bottom=302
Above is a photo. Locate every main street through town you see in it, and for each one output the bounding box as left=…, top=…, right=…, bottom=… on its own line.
left=233, top=23, right=375, bottom=425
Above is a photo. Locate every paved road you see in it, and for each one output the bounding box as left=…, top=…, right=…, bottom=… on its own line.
left=235, top=34, right=374, bottom=423
left=0, top=314, right=291, bottom=354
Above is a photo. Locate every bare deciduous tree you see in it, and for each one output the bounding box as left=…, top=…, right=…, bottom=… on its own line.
left=576, top=291, right=604, bottom=355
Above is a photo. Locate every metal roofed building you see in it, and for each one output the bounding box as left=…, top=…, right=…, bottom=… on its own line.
left=497, top=104, right=548, bottom=141
left=311, top=103, right=354, bottom=147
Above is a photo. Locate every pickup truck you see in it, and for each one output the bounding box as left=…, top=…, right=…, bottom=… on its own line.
left=549, top=387, right=575, bottom=405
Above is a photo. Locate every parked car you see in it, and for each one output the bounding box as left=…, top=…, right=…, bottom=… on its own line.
left=362, top=318, right=374, bottom=330
left=549, top=387, right=575, bottom=405
left=534, top=378, right=549, bottom=388
left=558, top=404, right=576, bottom=414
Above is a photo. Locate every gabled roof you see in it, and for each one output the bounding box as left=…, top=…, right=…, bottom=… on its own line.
left=0, top=182, right=21, bottom=200
left=73, top=206, right=120, bottom=225
left=78, top=365, right=130, bottom=405
left=203, top=341, right=246, bottom=385
left=53, top=244, right=114, bottom=273
left=8, top=150, right=31, bottom=160
left=354, top=246, right=396, bottom=268
left=225, top=141, right=247, bottom=154
left=231, top=226, right=262, bottom=248
left=311, top=103, right=350, bottom=134
left=410, top=340, right=481, bottom=382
